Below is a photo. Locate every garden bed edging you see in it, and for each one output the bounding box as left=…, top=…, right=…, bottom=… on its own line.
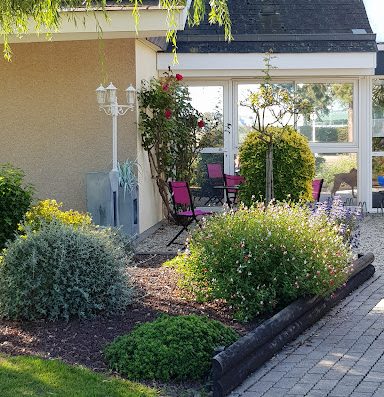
left=211, top=253, right=375, bottom=397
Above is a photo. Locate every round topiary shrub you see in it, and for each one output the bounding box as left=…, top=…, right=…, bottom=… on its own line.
left=239, top=126, right=315, bottom=205
left=104, top=315, right=238, bottom=382
left=168, top=202, right=352, bottom=321
left=0, top=163, right=34, bottom=249
left=0, top=221, right=132, bottom=321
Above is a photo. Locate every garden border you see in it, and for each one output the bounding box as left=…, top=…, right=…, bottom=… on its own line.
left=211, top=253, right=375, bottom=397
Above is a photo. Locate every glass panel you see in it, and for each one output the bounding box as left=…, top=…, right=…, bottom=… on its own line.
left=238, top=83, right=294, bottom=145
left=188, top=86, right=224, bottom=148
left=372, top=157, right=384, bottom=208
left=315, top=153, right=358, bottom=203
left=296, top=83, right=354, bottom=143
left=372, top=79, right=384, bottom=151
left=190, top=152, right=225, bottom=206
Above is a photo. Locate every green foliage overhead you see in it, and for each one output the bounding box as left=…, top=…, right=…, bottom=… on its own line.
left=0, top=0, right=232, bottom=61
left=0, top=221, right=133, bottom=320
left=0, top=163, right=34, bottom=250
left=105, top=315, right=238, bottom=381
left=239, top=126, right=315, bottom=205
left=0, top=355, right=157, bottom=397
left=167, top=202, right=352, bottom=321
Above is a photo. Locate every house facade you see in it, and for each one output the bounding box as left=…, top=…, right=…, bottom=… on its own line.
left=158, top=0, right=383, bottom=212
left=0, top=4, right=190, bottom=233
left=1, top=1, right=384, bottom=237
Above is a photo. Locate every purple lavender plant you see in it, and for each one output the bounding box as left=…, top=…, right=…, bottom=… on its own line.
left=311, top=196, right=363, bottom=249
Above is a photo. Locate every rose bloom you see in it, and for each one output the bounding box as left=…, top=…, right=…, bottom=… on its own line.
left=164, top=109, right=172, bottom=119
left=197, top=119, right=205, bottom=128
left=175, top=73, right=183, bottom=81
left=162, top=83, right=169, bottom=91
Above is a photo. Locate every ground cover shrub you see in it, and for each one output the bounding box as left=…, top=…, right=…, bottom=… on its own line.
left=239, top=126, right=315, bottom=205
left=0, top=354, right=157, bottom=397
left=18, top=199, right=92, bottom=234
left=0, top=221, right=132, bottom=321
left=168, top=202, right=353, bottom=321
left=104, top=315, right=238, bottom=382
left=0, top=164, right=33, bottom=249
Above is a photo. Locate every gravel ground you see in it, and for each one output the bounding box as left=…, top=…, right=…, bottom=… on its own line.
left=359, top=214, right=384, bottom=268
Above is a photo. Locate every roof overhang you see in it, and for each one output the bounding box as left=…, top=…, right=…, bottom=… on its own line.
left=2, top=5, right=189, bottom=44
left=158, top=51, right=377, bottom=77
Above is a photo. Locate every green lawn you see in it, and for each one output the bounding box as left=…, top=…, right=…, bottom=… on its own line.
left=0, top=355, right=158, bottom=397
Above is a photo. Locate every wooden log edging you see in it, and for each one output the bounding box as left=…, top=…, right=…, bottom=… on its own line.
left=211, top=253, right=375, bottom=397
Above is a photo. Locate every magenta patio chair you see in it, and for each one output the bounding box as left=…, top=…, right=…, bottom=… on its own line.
left=224, top=174, right=245, bottom=207
left=168, top=181, right=212, bottom=246
left=204, top=163, right=225, bottom=205
left=312, top=179, right=324, bottom=202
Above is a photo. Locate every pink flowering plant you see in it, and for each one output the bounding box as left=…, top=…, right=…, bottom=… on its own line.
left=168, top=202, right=353, bottom=321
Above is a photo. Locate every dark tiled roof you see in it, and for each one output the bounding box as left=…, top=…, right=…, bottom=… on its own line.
left=376, top=51, right=384, bottom=75
left=164, top=0, right=377, bottom=53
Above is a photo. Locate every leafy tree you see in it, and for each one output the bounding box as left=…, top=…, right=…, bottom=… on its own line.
left=240, top=53, right=313, bottom=202
left=0, top=0, right=232, bottom=61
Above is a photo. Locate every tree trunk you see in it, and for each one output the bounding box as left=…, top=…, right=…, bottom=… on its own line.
left=265, top=143, right=274, bottom=203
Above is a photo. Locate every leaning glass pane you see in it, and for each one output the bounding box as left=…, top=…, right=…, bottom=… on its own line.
left=315, top=153, right=358, bottom=204
left=296, top=83, right=354, bottom=143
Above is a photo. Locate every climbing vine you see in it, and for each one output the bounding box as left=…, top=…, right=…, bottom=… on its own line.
left=138, top=72, right=206, bottom=216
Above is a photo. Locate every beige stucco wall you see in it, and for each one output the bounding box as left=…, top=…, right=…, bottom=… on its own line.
left=0, top=39, right=137, bottom=212
left=135, top=40, right=163, bottom=233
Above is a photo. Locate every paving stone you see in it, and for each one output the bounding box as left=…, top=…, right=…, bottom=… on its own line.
left=248, top=381, right=275, bottom=393
left=354, top=381, right=380, bottom=393
left=286, top=383, right=313, bottom=395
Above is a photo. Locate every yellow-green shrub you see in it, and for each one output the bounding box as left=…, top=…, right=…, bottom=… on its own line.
left=19, top=199, right=91, bottom=234
left=239, top=126, right=315, bottom=204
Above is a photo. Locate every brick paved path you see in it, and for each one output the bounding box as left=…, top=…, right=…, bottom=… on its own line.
left=231, top=216, right=384, bottom=397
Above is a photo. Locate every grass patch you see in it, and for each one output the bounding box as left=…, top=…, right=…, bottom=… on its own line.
left=0, top=355, right=157, bottom=397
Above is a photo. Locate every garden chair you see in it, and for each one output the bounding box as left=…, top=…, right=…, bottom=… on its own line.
left=312, top=179, right=324, bottom=202
left=224, top=174, right=245, bottom=207
left=167, top=181, right=212, bottom=246
left=204, top=163, right=225, bottom=205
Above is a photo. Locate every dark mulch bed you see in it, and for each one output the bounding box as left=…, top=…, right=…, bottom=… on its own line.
left=0, top=254, right=254, bottom=375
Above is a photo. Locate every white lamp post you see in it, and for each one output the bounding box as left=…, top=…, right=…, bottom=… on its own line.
left=96, top=82, right=136, bottom=227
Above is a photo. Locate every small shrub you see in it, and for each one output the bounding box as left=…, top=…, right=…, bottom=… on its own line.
left=104, top=315, right=238, bottom=382
left=239, top=126, right=315, bottom=205
left=0, top=221, right=132, bottom=321
left=0, top=164, right=34, bottom=249
left=19, top=199, right=92, bottom=234
left=168, top=202, right=352, bottom=321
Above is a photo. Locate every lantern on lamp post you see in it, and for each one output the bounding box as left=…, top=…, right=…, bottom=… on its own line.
left=96, top=82, right=136, bottom=227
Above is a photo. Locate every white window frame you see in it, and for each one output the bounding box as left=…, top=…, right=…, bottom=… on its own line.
left=184, top=80, right=231, bottom=173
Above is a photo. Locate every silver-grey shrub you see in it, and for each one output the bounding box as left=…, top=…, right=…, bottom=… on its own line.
left=0, top=221, right=133, bottom=321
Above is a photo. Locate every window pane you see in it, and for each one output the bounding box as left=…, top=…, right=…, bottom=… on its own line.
left=372, top=79, right=384, bottom=151
left=297, top=83, right=354, bottom=143
left=238, top=83, right=294, bottom=145
left=372, top=157, right=384, bottom=208
left=190, top=153, right=225, bottom=206
left=188, top=86, right=224, bottom=148
left=315, top=153, right=357, bottom=203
